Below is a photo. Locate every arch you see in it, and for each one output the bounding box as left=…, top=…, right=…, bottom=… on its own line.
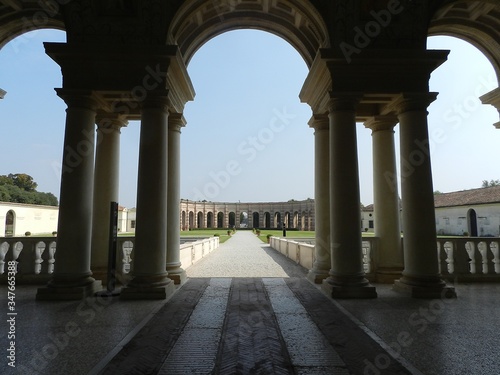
left=228, top=212, right=236, bottom=228
left=252, top=212, right=260, bottom=229
left=181, top=210, right=186, bottom=231
left=197, top=211, right=204, bottom=229
left=274, top=212, right=282, bottom=228
left=207, top=211, right=214, bottom=228
left=467, top=208, right=478, bottom=237
left=0, top=13, right=65, bottom=51
left=429, top=1, right=500, bottom=82
left=240, top=211, right=248, bottom=228
left=5, top=210, right=15, bottom=237
left=264, top=212, right=271, bottom=229
left=217, top=212, right=224, bottom=228
left=168, top=0, right=329, bottom=67
left=189, top=211, right=194, bottom=230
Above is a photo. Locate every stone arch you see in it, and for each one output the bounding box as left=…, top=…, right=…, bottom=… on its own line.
left=167, top=0, right=329, bottom=68
left=5, top=210, right=15, bottom=237
left=197, top=211, right=204, bottom=228
left=264, top=212, right=271, bottom=229
left=189, top=211, right=194, bottom=229
left=252, top=212, right=260, bottom=229
left=0, top=9, right=65, bottom=51
left=207, top=211, right=214, bottom=228
left=228, top=212, right=236, bottom=228
left=217, top=212, right=224, bottom=228
left=181, top=210, right=186, bottom=231
left=429, top=1, right=500, bottom=83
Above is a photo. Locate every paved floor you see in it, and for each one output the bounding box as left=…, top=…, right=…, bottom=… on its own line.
left=1, top=231, right=499, bottom=374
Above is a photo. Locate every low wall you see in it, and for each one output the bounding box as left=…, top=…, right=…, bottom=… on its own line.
left=269, top=236, right=500, bottom=282
left=0, top=235, right=220, bottom=285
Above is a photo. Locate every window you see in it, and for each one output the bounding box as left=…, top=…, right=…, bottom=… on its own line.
left=369, top=220, right=374, bottom=229
left=130, top=220, right=136, bottom=229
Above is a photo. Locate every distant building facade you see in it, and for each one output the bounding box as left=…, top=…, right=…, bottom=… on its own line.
left=434, top=186, right=500, bottom=237
left=0, top=202, right=58, bottom=236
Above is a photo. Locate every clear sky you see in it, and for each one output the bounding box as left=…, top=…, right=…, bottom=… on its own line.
left=0, top=29, right=498, bottom=208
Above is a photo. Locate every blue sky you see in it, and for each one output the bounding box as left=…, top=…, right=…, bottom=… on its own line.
left=0, top=29, right=498, bottom=208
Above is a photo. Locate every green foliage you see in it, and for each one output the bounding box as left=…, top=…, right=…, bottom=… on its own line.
left=0, top=174, right=58, bottom=206
left=482, top=179, right=500, bottom=188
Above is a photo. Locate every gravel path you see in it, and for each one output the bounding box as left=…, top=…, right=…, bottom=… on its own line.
left=186, top=231, right=307, bottom=278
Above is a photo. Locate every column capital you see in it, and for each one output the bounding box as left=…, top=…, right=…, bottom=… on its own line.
left=364, top=115, right=399, bottom=132
left=388, top=92, right=438, bottom=115
left=141, top=89, right=170, bottom=112
left=96, top=114, right=128, bottom=132
left=480, top=87, right=500, bottom=129
left=55, top=89, right=99, bottom=111
left=308, top=114, right=329, bottom=131
left=168, top=112, right=187, bottom=132
left=328, top=92, right=361, bottom=112
left=0, top=88, right=6, bottom=99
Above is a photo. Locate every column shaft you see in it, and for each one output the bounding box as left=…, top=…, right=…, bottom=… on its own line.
left=37, top=91, right=102, bottom=300
left=121, top=94, right=175, bottom=299
left=365, top=117, right=403, bottom=282
left=394, top=94, right=456, bottom=298
left=307, top=114, right=330, bottom=283
left=166, top=113, right=186, bottom=284
left=323, top=98, right=376, bottom=298
left=91, top=119, right=125, bottom=285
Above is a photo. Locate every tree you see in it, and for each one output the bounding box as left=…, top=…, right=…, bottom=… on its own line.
left=0, top=173, right=58, bottom=206
left=482, top=179, right=500, bottom=188
left=434, top=190, right=443, bottom=194
left=9, top=173, right=38, bottom=192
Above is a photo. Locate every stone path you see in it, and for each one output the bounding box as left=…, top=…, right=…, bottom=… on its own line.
left=97, top=232, right=413, bottom=375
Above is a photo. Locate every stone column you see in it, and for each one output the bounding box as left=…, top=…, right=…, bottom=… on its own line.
left=322, top=97, right=377, bottom=299
left=37, top=90, right=102, bottom=300
left=393, top=93, right=456, bottom=298
left=307, top=114, right=331, bottom=283
left=91, top=116, right=127, bottom=286
left=364, top=116, right=404, bottom=283
left=121, top=92, right=175, bottom=300
left=166, top=113, right=187, bottom=284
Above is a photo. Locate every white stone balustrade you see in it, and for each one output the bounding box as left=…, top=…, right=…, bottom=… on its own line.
left=270, top=236, right=500, bottom=282
left=0, top=235, right=220, bottom=284
left=1, top=235, right=499, bottom=283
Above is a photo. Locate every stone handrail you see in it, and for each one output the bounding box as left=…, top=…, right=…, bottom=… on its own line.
left=269, top=236, right=500, bottom=282
left=0, top=235, right=220, bottom=284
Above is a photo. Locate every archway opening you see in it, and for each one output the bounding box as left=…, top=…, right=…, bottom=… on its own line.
left=5, top=210, right=15, bottom=237
left=217, top=212, right=224, bottom=228
left=252, top=212, right=259, bottom=229
left=468, top=209, right=478, bottom=237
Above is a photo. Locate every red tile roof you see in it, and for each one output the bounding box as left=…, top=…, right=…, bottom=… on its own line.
left=434, top=186, right=500, bottom=208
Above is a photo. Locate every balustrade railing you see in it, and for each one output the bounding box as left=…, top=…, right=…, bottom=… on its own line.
left=269, top=236, right=500, bottom=282
left=0, top=235, right=220, bottom=285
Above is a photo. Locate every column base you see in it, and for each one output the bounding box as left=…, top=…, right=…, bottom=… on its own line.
left=120, top=281, right=175, bottom=300
left=36, top=280, right=103, bottom=301
left=168, top=268, right=187, bottom=285
left=307, top=269, right=329, bottom=284
left=322, top=278, right=377, bottom=299
left=375, top=267, right=404, bottom=284
left=393, top=277, right=457, bottom=299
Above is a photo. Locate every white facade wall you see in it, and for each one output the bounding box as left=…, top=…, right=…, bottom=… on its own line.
left=361, top=210, right=375, bottom=233
left=0, top=202, right=58, bottom=237
left=436, top=204, right=500, bottom=237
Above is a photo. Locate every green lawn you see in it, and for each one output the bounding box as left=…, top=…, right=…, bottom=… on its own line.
left=255, top=230, right=315, bottom=243
left=180, top=229, right=233, bottom=243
